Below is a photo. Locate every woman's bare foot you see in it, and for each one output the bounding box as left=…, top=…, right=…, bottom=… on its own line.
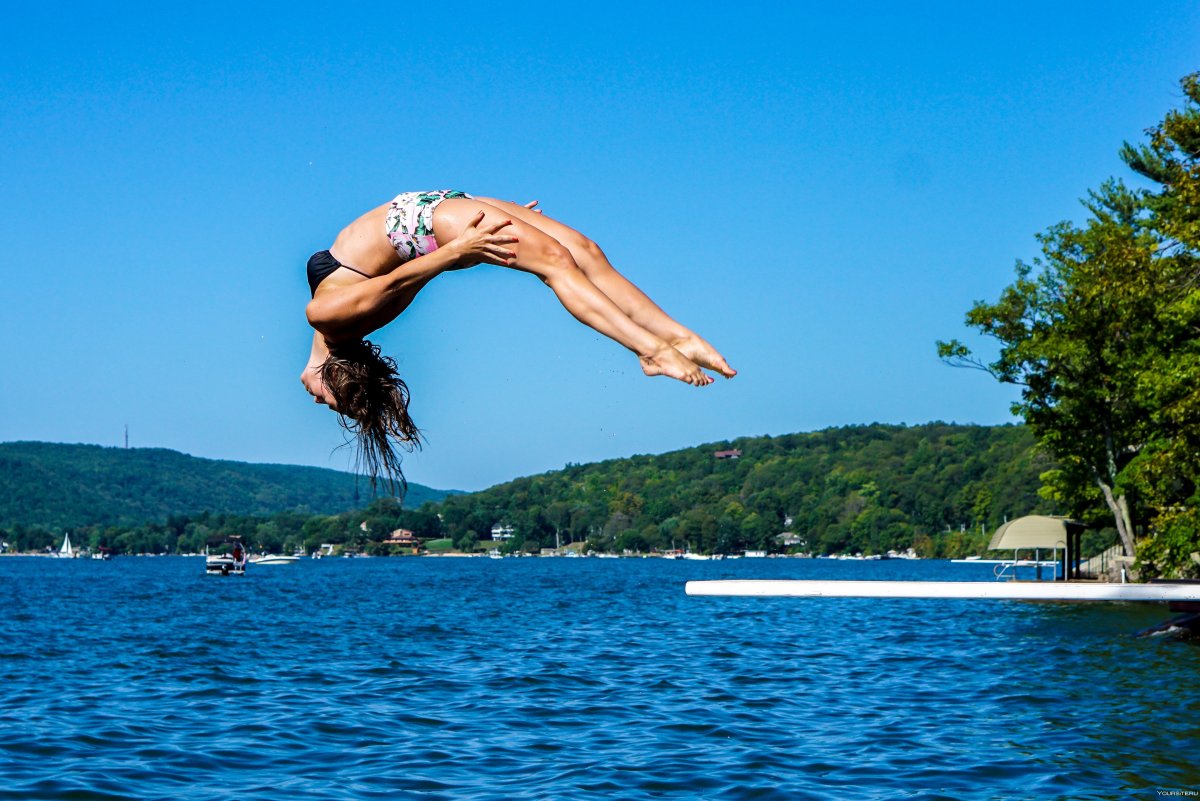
left=640, top=345, right=714, bottom=386
left=672, top=334, right=736, bottom=378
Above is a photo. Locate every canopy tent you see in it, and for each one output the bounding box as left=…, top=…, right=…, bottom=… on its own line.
left=989, top=515, right=1087, bottom=580
left=990, top=515, right=1084, bottom=550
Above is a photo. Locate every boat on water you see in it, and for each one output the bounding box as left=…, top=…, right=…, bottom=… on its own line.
left=57, top=533, right=75, bottom=559
left=248, top=554, right=301, bottom=566
left=91, top=547, right=114, bottom=561
left=205, top=538, right=248, bottom=576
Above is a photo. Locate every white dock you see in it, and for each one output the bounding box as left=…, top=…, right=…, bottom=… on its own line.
left=684, top=580, right=1200, bottom=602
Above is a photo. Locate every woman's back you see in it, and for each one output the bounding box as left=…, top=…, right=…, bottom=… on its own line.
left=326, top=202, right=400, bottom=279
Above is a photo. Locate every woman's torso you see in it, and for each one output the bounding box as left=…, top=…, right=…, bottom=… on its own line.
left=326, top=202, right=400, bottom=279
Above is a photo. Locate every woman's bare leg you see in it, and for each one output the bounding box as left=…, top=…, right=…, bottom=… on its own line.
left=475, top=197, right=736, bottom=378
left=433, top=198, right=713, bottom=387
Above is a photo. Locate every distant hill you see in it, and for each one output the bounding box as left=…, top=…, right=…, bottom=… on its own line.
left=437, top=422, right=1060, bottom=556
left=0, top=442, right=454, bottom=530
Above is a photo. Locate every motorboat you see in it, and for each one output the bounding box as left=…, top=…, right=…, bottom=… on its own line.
left=248, top=554, right=300, bottom=566
left=206, top=538, right=248, bottom=576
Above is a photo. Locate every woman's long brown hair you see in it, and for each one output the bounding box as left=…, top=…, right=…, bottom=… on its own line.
left=318, top=339, right=421, bottom=496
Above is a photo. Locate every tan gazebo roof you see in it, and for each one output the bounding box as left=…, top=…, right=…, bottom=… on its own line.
left=989, top=515, right=1083, bottom=550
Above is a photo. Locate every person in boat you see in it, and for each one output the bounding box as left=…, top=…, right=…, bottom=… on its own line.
left=301, top=191, right=736, bottom=491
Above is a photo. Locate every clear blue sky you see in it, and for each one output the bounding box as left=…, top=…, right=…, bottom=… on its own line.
left=2, top=2, right=1196, bottom=491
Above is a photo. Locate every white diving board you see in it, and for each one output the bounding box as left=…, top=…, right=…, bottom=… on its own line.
left=684, top=580, right=1200, bottom=602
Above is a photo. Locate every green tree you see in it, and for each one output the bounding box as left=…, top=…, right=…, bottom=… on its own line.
left=940, top=74, right=1200, bottom=574
left=1118, top=73, right=1200, bottom=576
left=939, top=179, right=1159, bottom=557
left=454, top=530, right=480, bottom=552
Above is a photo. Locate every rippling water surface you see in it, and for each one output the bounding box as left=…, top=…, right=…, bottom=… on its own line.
left=1, top=556, right=1198, bottom=800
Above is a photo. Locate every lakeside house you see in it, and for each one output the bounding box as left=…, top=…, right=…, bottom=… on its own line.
left=380, top=528, right=421, bottom=554
left=714, top=449, right=742, bottom=459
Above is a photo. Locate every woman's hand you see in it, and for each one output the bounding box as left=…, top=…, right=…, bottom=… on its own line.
left=447, top=210, right=519, bottom=269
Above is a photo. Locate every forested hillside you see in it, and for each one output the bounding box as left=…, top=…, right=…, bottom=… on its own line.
left=430, top=423, right=1061, bottom=557
left=0, top=442, right=451, bottom=529
left=1, top=426, right=1066, bottom=558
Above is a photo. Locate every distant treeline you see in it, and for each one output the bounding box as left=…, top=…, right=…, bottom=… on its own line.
left=0, top=502, right=437, bottom=557
left=0, top=441, right=454, bottom=530
left=433, top=423, right=1064, bottom=557
left=3, top=424, right=1079, bottom=558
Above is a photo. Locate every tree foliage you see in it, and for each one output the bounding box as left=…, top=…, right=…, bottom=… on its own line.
left=0, top=442, right=454, bottom=531
left=939, top=73, right=1200, bottom=577
left=1, top=426, right=1063, bottom=560
left=1119, top=73, right=1200, bottom=577
left=432, top=423, right=1057, bottom=557
left=0, top=497, right=447, bottom=557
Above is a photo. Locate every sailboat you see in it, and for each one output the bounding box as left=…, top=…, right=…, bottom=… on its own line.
left=58, top=532, right=75, bottom=559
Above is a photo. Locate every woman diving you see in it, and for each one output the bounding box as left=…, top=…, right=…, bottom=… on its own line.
left=301, top=191, right=736, bottom=490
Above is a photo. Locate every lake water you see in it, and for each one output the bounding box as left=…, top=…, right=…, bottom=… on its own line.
left=1, top=556, right=1197, bottom=800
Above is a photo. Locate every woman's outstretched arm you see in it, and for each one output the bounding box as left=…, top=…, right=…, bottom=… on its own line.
left=305, top=248, right=454, bottom=343
left=306, top=212, right=516, bottom=343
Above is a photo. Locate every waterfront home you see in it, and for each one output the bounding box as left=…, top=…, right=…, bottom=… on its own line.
left=380, top=528, right=421, bottom=554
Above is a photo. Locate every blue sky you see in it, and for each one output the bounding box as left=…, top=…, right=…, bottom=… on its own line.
left=2, top=2, right=1197, bottom=491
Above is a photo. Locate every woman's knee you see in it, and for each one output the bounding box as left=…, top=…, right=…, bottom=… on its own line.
left=531, top=239, right=580, bottom=278
left=560, top=230, right=606, bottom=266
